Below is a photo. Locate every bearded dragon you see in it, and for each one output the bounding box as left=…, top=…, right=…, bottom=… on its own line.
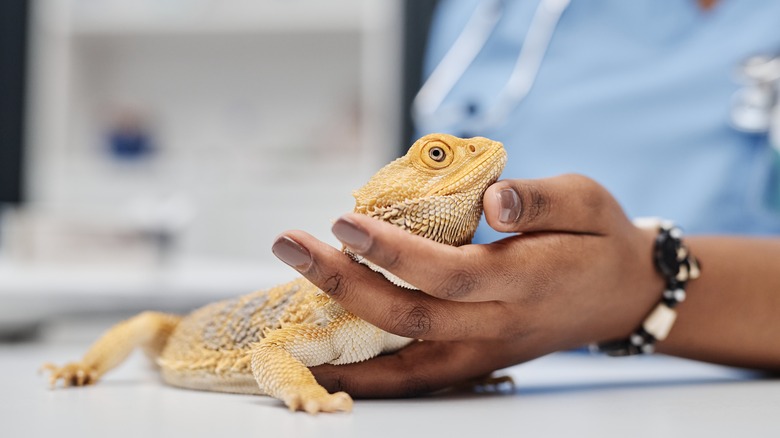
left=41, top=133, right=507, bottom=414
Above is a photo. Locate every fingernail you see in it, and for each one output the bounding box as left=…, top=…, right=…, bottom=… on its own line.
left=272, top=236, right=312, bottom=270
left=332, top=217, right=372, bottom=253
left=497, top=187, right=521, bottom=224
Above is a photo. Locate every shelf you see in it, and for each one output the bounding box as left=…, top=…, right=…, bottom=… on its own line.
left=0, top=256, right=297, bottom=327
left=68, top=0, right=367, bottom=37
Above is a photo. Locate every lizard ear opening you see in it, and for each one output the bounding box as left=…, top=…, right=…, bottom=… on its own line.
left=420, top=140, right=454, bottom=169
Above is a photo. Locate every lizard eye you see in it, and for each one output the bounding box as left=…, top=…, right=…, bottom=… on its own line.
left=420, top=141, right=453, bottom=169
left=429, top=147, right=445, bottom=162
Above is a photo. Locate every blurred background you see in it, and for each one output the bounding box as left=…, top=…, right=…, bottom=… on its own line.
left=0, top=0, right=431, bottom=339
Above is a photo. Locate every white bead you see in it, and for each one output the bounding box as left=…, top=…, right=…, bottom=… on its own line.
left=632, top=217, right=663, bottom=230
left=688, top=258, right=701, bottom=280
left=674, top=288, right=687, bottom=302
left=630, top=334, right=644, bottom=346
left=676, top=264, right=689, bottom=282
left=641, top=343, right=655, bottom=354
left=642, top=303, right=678, bottom=341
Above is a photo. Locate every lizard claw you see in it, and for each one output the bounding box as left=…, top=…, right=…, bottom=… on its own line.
left=40, top=362, right=99, bottom=388
left=285, top=391, right=353, bottom=414
left=471, top=373, right=516, bottom=394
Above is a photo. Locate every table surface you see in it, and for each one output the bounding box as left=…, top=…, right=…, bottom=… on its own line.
left=3, top=325, right=779, bottom=438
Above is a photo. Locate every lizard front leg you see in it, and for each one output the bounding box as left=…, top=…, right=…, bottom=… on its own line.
left=250, top=316, right=384, bottom=414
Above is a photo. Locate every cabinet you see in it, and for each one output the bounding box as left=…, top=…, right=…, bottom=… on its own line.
left=0, top=0, right=404, bottom=326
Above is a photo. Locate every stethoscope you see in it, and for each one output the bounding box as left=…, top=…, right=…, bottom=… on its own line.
left=413, top=0, right=780, bottom=154
left=411, top=0, right=571, bottom=134
left=730, top=54, right=780, bottom=153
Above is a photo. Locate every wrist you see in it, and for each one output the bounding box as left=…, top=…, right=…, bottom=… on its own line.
left=595, top=219, right=700, bottom=356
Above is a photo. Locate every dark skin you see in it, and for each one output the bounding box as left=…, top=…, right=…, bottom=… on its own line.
left=272, top=174, right=780, bottom=398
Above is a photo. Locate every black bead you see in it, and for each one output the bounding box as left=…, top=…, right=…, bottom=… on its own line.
left=654, top=229, right=681, bottom=278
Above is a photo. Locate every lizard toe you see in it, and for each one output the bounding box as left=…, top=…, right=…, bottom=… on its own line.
left=40, top=362, right=99, bottom=388
left=326, top=391, right=353, bottom=412
left=285, top=390, right=353, bottom=414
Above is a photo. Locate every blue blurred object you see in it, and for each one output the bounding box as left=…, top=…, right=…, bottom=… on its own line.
left=107, top=113, right=155, bottom=160
left=109, top=129, right=154, bottom=160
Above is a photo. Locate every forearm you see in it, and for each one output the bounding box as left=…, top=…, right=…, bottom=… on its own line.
left=656, top=236, right=780, bottom=371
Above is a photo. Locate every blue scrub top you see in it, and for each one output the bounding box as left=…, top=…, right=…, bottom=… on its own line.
left=416, top=0, right=780, bottom=241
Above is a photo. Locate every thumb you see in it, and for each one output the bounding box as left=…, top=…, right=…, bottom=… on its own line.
left=483, top=174, right=625, bottom=235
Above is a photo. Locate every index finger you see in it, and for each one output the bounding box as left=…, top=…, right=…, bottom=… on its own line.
left=331, top=213, right=505, bottom=301
left=271, top=231, right=515, bottom=341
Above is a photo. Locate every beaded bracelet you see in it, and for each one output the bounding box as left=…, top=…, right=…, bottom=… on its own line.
left=594, top=219, right=701, bottom=356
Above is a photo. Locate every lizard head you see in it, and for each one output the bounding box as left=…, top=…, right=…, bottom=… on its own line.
left=352, top=133, right=507, bottom=246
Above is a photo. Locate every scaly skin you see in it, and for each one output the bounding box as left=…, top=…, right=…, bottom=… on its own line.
left=41, top=133, right=507, bottom=414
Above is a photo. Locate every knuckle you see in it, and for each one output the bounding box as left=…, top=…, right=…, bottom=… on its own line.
left=502, top=314, right=535, bottom=340
left=320, top=271, right=351, bottom=300
left=389, top=351, right=435, bottom=396
left=483, top=301, right=533, bottom=340
left=389, top=303, right=433, bottom=338
left=434, top=268, right=480, bottom=299
left=331, top=373, right=348, bottom=393
left=565, top=173, right=608, bottom=211
left=376, top=246, right=403, bottom=271
left=518, top=183, right=551, bottom=224
left=312, top=368, right=351, bottom=394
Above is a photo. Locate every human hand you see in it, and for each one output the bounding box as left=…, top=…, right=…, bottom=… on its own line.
left=272, top=174, right=664, bottom=397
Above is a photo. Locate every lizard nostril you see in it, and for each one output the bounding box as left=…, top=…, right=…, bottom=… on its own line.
left=468, top=144, right=477, bottom=153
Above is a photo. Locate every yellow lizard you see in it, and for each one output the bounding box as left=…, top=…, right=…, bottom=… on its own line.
left=41, top=133, right=507, bottom=414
